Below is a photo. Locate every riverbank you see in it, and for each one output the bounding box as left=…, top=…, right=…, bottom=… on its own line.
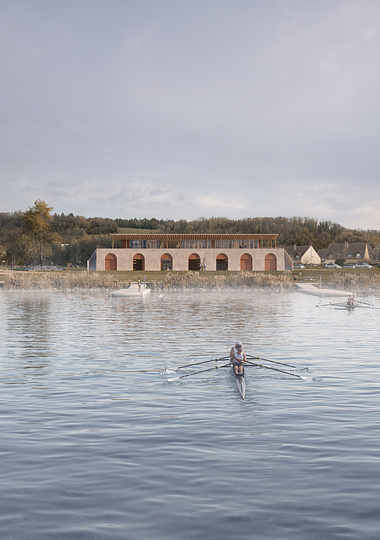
left=1, top=268, right=380, bottom=291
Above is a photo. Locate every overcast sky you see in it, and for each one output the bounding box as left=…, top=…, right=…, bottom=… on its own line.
left=1, top=0, right=380, bottom=230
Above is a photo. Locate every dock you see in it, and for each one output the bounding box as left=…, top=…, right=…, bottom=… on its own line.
left=295, top=283, right=352, bottom=297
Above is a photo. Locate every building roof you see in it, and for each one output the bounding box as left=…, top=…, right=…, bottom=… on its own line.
left=318, top=242, right=369, bottom=262
left=285, top=245, right=312, bottom=258
left=326, top=242, right=367, bottom=257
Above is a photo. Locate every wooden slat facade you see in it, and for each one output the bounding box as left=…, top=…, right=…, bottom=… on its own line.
left=110, top=233, right=278, bottom=250
left=110, top=233, right=278, bottom=241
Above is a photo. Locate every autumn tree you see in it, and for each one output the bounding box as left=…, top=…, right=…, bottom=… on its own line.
left=22, top=199, right=59, bottom=265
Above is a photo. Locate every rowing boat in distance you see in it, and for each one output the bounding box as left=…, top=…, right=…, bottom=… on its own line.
left=316, top=299, right=375, bottom=310
left=332, top=302, right=370, bottom=310
left=334, top=303, right=357, bottom=310
left=234, top=370, right=246, bottom=400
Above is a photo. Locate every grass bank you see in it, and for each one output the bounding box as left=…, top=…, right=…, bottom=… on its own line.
left=1, top=268, right=380, bottom=291
left=1, top=269, right=291, bottom=290
left=291, top=268, right=380, bottom=291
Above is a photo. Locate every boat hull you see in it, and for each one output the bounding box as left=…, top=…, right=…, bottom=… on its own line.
left=234, top=371, right=246, bottom=400
left=111, top=282, right=150, bottom=297
left=111, top=289, right=150, bottom=297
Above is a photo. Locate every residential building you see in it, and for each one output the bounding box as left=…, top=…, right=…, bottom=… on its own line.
left=285, top=245, right=321, bottom=266
left=318, top=242, right=370, bottom=264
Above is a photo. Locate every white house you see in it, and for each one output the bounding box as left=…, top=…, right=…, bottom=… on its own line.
left=285, top=245, right=321, bottom=266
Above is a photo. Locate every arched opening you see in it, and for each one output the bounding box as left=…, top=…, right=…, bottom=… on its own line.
left=188, top=253, right=201, bottom=271
left=240, top=253, right=252, bottom=271
left=105, top=253, right=117, bottom=271
left=133, top=253, right=145, bottom=271
left=216, top=253, right=228, bottom=271
left=161, top=253, right=172, bottom=271
left=265, top=253, right=277, bottom=271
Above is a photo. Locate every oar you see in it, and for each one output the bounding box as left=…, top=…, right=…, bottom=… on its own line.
left=167, top=363, right=230, bottom=382
left=356, top=300, right=375, bottom=306
left=169, top=356, right=230, bottom=371
left=245, top=354, right=298, bottom=370
left=244, top=360, right=312, bottom=381
left=316, top=302, right=345, bottom=307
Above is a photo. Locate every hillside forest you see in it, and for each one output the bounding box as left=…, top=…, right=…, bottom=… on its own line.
left=1, top=200, right=379, bottom=267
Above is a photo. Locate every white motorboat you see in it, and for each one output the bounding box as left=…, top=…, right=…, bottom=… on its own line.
left=111, top=282, right=150, bottom=297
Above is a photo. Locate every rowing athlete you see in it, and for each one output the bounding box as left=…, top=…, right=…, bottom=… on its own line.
left=347, top=296, right=355, bottom=307
left=230, top=341, right=247, bottom=376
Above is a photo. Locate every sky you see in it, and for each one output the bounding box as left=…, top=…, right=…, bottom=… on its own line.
left=1, top=0, right=380, bottom=230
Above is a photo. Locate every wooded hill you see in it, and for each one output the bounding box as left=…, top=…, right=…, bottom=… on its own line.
left=1, top=206, right=379, bottom=267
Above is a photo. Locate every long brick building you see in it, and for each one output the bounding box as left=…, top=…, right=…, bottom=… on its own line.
left=88, top=233, right=291, bottom=272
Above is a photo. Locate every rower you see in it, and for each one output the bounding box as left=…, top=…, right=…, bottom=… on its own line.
left=347, top=296, right=355, bottom=306
left=230, top=341, right=247, bottom=376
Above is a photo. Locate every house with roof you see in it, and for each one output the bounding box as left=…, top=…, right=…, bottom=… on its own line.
left=285, top=245, right=321, bottom=266
left=88, top=232, right=292, bottom=272
left=317, top=242, right=370, bottom=264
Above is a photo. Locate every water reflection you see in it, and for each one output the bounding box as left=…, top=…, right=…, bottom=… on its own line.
left=3, top=293, right=54, bottom=364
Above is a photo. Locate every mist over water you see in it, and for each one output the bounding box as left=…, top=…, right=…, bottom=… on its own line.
left=1, top=288, right=380, bottom=539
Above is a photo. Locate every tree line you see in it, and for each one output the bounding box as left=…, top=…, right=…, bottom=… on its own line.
left=1, top=200, right=379, bottom=267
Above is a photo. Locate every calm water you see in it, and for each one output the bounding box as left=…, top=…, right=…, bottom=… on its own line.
left=1, top=288, right=380, bottom=540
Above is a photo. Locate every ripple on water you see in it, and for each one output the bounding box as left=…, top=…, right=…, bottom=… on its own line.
left=1, top=289, right=380, bottom=539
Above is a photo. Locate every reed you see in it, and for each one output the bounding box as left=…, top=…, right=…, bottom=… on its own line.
left=2, top=270, right=131, bottom=290
left=319, top=270, right=380, bottom=291
left=159, top=271, right=292, bottom=290
left=292, top=269, right=380, bottom=291
left=2, top=268, right=380, bottom=291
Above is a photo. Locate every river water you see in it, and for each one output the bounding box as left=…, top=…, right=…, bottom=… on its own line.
left=0, top=288, right=379, bottom=539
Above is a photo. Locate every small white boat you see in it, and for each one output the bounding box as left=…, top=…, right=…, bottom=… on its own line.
left=111, top=282, right=151, bottom=297
left=320, top=299, right=374, bottom=310
left=333, top=303, right=358, bottom=310
left=234, top=369, right=246, bottom=400
left=295, top=283, right=352, bottom=297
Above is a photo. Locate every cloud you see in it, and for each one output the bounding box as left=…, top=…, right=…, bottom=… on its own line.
left=1, top=1, right=380, bottom=230
left=195, top=196, right=246, bottom=212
